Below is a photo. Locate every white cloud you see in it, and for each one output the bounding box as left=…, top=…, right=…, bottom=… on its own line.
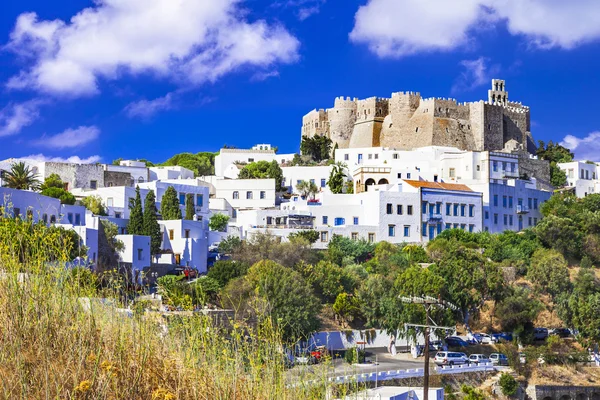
left=350, top=0, right=600, bottom=57
left=452, top=57, right=500, bottom=93
left=0, top=100, right=44, bottom=137
left=560, top=132, right=600, bottom=162
left=34, top=125, right=100, bottom=149
left=250, top=70, right=280, bottom=82
left=6, top=0, right=300, bottom=96
left=125, top=93, right=174, bottom=119
left=272, top=1, right=325, bottom=21
left=19, top=154, right=102, bottom=164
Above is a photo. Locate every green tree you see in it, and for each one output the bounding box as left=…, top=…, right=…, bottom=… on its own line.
left=209, top=213, right=230, bottom=232
left=127, top=186, right=144, bottom=235
left=238, top=160, right=284, bottom=190
left=534, top=215, right=582, bottom=259
left=160, top=152, right=216, bottom=176
left=185, top=193, right=195, bottom=220
left=142, top=191, right=162, bottom=257
left=81, top=195, right=107, bottom=216
left=246, top=260, right=321, bottom=341
left=461, top=385, right=486, bottom=400
left=536, top=140, right=573, bottom=188
left=41, top=187, right=76, bottom=205
left=300, top=135, right=332, bottom=162
left=528, top=248, right=571, bottom=297
left=160, top=186, right=182, bottom=220
left=327, top=163, right=347, bottom=194
left=494, top=287, right=542, bottom=337
left=40, top=173, right=64, bottom=190
left=97, top=219, right=124, bottom=272
left=356, top=275, right=394, bottom=329
left=288, top=230, right=319, bottom=244
left=327, top=235, right=374, bottom=265
left=4, top=162, right=40, bottom=190
left=218, top=236, right=242, bottom=255
left=207, top=260, right=249, bottom=288
left=111, top=158, right=123, bottom=166
left=550, top=162, right=568, bottom=187
left=303, top=260, right=356, bottom=303
left=333, top=293, right=361, bottom=326
left=296, top=180, right=319, bottom=199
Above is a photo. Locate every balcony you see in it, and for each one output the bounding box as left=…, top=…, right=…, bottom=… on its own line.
left=516, top=205, right=530, bottom=214
left=428, top=213, right=443, bottom=222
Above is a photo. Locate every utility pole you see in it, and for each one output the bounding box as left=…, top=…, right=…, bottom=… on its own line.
left=400, top=296, right=458, bottom=400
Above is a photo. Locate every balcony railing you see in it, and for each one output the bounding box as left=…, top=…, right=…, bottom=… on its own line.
left=516, top=205, right=530, bottom=214
left=428, top=213, right=443, bottom=222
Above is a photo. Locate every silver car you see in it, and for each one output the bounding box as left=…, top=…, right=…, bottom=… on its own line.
left=434, top=351, right=469, bottom=366
left=469, top=354, right=490, bottom=364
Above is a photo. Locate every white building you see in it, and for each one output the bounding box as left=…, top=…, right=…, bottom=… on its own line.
left=116, top=234, right=151, bottom=282
left=104, top=160, right=150, bottom=184
left=197, top=176, right=277, bottom=213
left=137, top=181, right=210, bottom=222
left=149, top=166, right=195, bottom=181
left=282, top=165, right=350, bottom=194
left=558, top=161, right=600, bottom=198
left=157, top=220, right=208, bottom=273
left=214, top=146, right=294, bottom=178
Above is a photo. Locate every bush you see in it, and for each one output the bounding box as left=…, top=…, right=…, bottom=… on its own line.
left=209, top=213, right=230, bottom=232
left=207, top=260, right=249, bottom=288
left=344, top=347, right=366, bottom=364
left=499, top=373, right=519, bottom=397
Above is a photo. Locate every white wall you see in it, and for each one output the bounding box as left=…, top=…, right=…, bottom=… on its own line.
left=282, top=165, right=347, bottom=194
left=116, top=234, right=151, bottom=283
left=0, top=188, right=61, bottom=224
left=105, top=164, right=149, bottom=184
left=558, top=161, right=599, bottom=198
left=149, top=166, right=195, bottom=181
left=159, top=220, right=208, bottom=273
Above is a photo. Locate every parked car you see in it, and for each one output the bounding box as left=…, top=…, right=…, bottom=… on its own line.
left=489, top=353, right=509, bottom=366
left=491, top=332, right=513, bottom=342
left=550, top=328, right=571, bottom=338
left=434, top=351, right=469, bottom=366
left=428, top=340, right=444, bottom=351
left=469, top=354, right=490, bottom=364
left=445, top=336, right=469, bottom=348
left=519, top=352, right=526, bottom=364
left=480, top=333, right=499, bottom=344
left=534, top=328, right=549, bottom=341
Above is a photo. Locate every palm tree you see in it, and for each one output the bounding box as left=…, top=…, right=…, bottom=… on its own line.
left=4, top=162, right=40, bottom=190
left=296, top=180, right=319, bottom=200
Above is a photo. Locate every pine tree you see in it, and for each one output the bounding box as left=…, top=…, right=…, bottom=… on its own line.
left=143, top=191, right=162, bottom=256
left=161, top=186, right=182, bottom=220
left=185, top=193, right=195, bottom=220
left=127, top=186, right=144, bottom=235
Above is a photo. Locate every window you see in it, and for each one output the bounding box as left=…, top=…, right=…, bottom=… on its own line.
left=534, top=217, right=538, bottom=225
left=248, top=158, right=254, bottom=162
left=406, top=173, right=411, bottom=179
left=476, top=165, right=480, bottom=171
left=75, top=214, right=81, bottom=225
left=469, top=205, right=474, bottom=217
left=453, top=204, right=459, bottom=216
left=334, top=218, right=345, bottom=226
left=436, top=202, right=441, bottom=214
left=422, top=222, right=427, bottom=236
left=90, top=180, right=97, bottom=190
left=246, top=191, right=253, bottom=199
left=233, top=191, right=239, bottom=199
left=533, top=199, right=538, bottom=209
left=63, top=182, right=69, bottom=191
left=393, top=153, right=399, bottom=159
left=509, top=215, right=513, bottom=226
left=469, top=224, right=475, bottom=233
left=404, top=226, right=410, bottom=237
left=568, top=169, right=574, bottom=178
left=397, top=205, right=403, bottom=215
left=460, top=204, right=466, bottom=217
left=437, top=224, right=442, bottom=234
left=310, top=179, right=315, bottom=184
left=353, top=217, right=359, bottom=225
left=322, top=216, right=328, bottom=225
left=169, top=229, right=174, bottom=240
left=485, top=211, right=489, bottom=219
left=502, top=196, right=507, bottom=208
left=196, top=194, right=203, bottom=206
left=446, top=203, right=451, bottom=216
left=266, top=217, right=273, bottom=225
left=461, top=224, right=466, bottom=230
left=297, top=180, right=302, bottom=186
left=50, top=215, right=56, bottom=223
left=321, top=179, right=326, bottom=188
left=351, top=232, right=358, bottom=240
left=454, top=223, right=460, bottom=229
left=368, top=154, right=372, bottom=160
left=344, top=154, right=349, bottom=161
left=386, top=203, right=393, bottom=214
left=528, top=198, right=533, bottom=209
left=397, top=173, right=402, bottom=179
left=179, top=193, right=186, bottom=205
left=422, top=201, right=428, bottom=214
left=511, top=163, right=516, bottom=172
left=68, top=213, right=73, bottom=224
left=407, top=205, right=413, bottom=215
left=107, top=197, right=114, bottom=207
left=185, top=229, right=190, bottom=239
left=493, top=195, right=498, bottom=207
left=260, top=191, right=266, bottom=199
left=503, top=214, right=508, bottom=225
left=375, top=154, right=379, bottom=159
left=449, top=168, right=456, bottom=178
left=493, top=161, right=498, bottom=172
left=138, top=249, right=143, bottom=261
left=508, top=196, right=513, bottom=208
left=320, top=231, right=328, bottom=242
left=388, top=225, right=396, bottom=237
left=175, top=254, right=181, bottom=265
left=528, top=217, right=533, bottom=226
left=368, top=233, right=375, bottom=243
left=42, top=214, right=48, bottom=224
left=494, top=214, right=498, bottom=224
left=115, top=213, right=121, bottom=219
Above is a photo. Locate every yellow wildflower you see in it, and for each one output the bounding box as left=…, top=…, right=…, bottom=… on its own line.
left=152, top=388, right=176, bottom=400
left=75, top=380, right=92, bottom=393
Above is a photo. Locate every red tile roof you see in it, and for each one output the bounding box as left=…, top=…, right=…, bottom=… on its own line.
left=403, top=180, right=473, bottom=192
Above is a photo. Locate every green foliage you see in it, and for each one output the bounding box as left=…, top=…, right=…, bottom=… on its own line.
left=160, top=186, right=182, bottom=220
left=344, top=347, right=365, bottom=364
left=550, top=162, right=568, bottom=187
left=537, top=140, right=574, bottom=164
left=246, top=260, right=321, bottom=341
left=207, top=260, right=249, bottom=288
left=333, top=293, right=361, bottom=324
left=356, top=275, right=394, bottom=329
left=218, top=235, right=242, bottom=255
left=232, top=232, right=317, bottom=268
left=300, top=135, right=332, bottom=162
left=41, top=187, right=76, bottom=205
left=296, top=180, right=319, bottom=199
left=127, top=186, right=144, bottom=235
left=527, top=248, right=572, bottom=297
left=238, top=160, right=284, bottom=190
left=345, top=181, right=354, bottom=194
left=156, top=275, right=193, bottom=309
left=160, top=152, right=216, bottom=176
left=461, top=385, right=486, bottom=400
left=40, top=173, right=64, bottom=190
left=142, top=191, right=162, bottom=256
left=209, top=213, right=230, bottom=232
left=327, top=163, right=346, bottom=194
left=189, top=277, right=221, bottom=305
left=303, top=260, right=357, bottom=303
left=559, top=292, right=600, bottom=344
left=534, top=215, right=582, bottom=259
left=81, top=195, right=107, bottom=216
left=111, top=158, right=123, bottom=166
left=499, top=373, right=519, bottom=397
left=327, top=235, right=374, bottom=265
left=185, top=193, right=195, bottom=220
left=288, top=230, right=319, bottom=244
left=4, top=162, right=40, bottom=190
left=494, top=287, right=542, bottom=339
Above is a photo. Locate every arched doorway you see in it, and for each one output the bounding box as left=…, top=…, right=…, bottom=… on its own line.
left=378, top=178, right=389, bottom=185
left=365, top=178, right=376, bottom=190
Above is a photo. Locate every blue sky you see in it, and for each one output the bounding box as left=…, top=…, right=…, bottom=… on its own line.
left=1, top=0, right=600, bottom=164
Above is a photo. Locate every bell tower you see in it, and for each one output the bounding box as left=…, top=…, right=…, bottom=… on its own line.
left=488, top=79, right=508, bottom=106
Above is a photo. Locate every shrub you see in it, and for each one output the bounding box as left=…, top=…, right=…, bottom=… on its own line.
left=499, top=373, right=519, bottom=397
left=344, top=347, right=366, bottom=364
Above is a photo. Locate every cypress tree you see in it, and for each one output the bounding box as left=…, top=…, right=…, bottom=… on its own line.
left=185, top=193, right=195, bottom=220
left=127, top=186, right=144, bottom=235
left=143, top=191, right=162, bottom=256
left=161, top=186, right=182, bottom=220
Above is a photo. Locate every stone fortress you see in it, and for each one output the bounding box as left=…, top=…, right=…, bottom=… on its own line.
left=301, top=79, right=535, bottom=155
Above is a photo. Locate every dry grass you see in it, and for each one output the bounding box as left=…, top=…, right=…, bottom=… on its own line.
left=531, top=365, right=600, bottom=387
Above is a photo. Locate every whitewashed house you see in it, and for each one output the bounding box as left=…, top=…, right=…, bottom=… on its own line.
left=157, top=220, right=208, bottom=273
left=558, top=160, right=600, bottom=198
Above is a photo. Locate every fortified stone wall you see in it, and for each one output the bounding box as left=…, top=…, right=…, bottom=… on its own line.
left=45, top=162, right=104, bottom=190
left=327, top=97, right=357, bottom=149
left=532, top=385, right=600, bottom=400
left=104, top=171, right=132, bottom=188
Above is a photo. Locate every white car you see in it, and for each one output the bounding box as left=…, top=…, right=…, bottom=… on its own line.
left=434, top=351, right=469, bottom=366
left=480, top=333, right=499, bottom=344
left=469, top=354, right=490, bottom=364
